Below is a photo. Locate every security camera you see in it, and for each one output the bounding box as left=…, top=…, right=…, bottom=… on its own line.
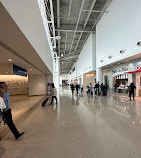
left=137, top=41, right=141, bottom=46
left=120, top=50, right=125, bottom=54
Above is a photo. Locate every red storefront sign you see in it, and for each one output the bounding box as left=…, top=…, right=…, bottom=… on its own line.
left=125, top=67, right=141, bottom=74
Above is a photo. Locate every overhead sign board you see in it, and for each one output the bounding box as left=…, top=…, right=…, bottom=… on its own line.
left=13, top=64, right=27, bottom=77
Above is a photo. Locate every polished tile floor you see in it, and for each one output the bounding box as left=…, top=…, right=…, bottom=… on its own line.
left=0, top=88, right=141, bottom=158
left=0, top=95, right=45, bottom=135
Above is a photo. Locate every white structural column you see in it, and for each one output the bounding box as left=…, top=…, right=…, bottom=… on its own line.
left=96, top=68, right=103, bottom=84
left=53, top=57, right=60, bottom=90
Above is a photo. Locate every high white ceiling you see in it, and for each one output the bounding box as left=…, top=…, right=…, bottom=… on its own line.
left=52, top=0, right=113, bottom=73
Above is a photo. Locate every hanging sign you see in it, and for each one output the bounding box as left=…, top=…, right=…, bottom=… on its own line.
left=13, top=64, right=27, bottom=77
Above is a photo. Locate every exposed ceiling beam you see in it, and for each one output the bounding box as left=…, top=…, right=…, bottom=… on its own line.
left=69, top=0, right=85, bottom=54
left=83, top=0, right=96, bottom=28
left=56, top=29, right=93, bottom=33
left=73, top=0, right=96, bottom=57
left=57, top=0, right=60, bottom=55
left=60, top=39, right=84, bottom=43
left=64, top=32, right=68, bottom=54
left=91, top=0, right=113, bottom=30
left=74, top=32, right=83, bottom=52
left=55, top=16, right=95, bottom=22
left=68, top=0, right=72, bottom=21
left=82, top=9, right=109, bottom=13
left=56, top=25, right=94, bottom=33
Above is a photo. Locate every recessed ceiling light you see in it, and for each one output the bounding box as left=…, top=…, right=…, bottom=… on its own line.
left=29, top=69, right=32, bottom=71
left=8, top=59, right=12, bottom=62
left=118, top=63, right=120, bottom=64
left=62, top=67, right=63, bottom=69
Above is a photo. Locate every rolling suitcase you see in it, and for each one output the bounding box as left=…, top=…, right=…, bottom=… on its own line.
left=42, top=97, right=50, bottom=107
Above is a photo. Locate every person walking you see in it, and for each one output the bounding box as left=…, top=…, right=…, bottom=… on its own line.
left=90, top=83, right=93, bottom=95
left=51, top=84, right=58, bottom=104
left=95, top=82, right=100, bottom=95
left=75, top=84, right=80, bottom=95
left=0, top=82, right=24, bottom=140
left=129, top=82, right=136, bottom=101
left=71, top=84, right=75, bottom=95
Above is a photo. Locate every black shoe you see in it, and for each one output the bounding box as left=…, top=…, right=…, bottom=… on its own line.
left=15, top=132, right=25, bottom=140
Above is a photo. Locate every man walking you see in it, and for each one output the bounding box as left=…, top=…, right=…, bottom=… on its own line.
left=0, top=82, right=24, bottom=140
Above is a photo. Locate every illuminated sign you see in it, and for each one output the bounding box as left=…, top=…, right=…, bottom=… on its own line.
left=13, top=64, right=27, bottom=77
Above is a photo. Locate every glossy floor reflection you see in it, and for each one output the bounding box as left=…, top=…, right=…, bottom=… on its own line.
left=1, top=88, right=141, bottom=158
left=0, top=95, right=45, bottom=135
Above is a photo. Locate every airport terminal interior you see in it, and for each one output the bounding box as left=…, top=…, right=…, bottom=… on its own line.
left=0, top=0, right=141, bottom=157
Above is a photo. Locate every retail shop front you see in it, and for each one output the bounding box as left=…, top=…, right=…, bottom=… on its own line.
left=103, top=64, right=129, bottom=94
left=127, top=59, right=141, bottom=96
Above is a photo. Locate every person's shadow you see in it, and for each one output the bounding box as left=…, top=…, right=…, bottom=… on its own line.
left=71, top=96, right=75, bottom=105
left=75, top=96, right=79, bottom=106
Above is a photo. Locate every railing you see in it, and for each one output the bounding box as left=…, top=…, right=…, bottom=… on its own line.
left=37, top=0, right=57, bottom=57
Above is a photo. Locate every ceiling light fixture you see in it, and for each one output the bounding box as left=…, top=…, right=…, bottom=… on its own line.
left=29, top=69, right=32, bottom=71
left=8, top=59, right=12, bottom=62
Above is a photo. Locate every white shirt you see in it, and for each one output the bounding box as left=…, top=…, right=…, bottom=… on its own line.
left=0, top=97, right=6, bottom=111
left=0, top=97, right=6, bottom=123
left=52, top=88, right=57, bottom=96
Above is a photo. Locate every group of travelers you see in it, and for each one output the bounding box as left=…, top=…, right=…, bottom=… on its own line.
left=70, top=82, right=108, bottom=96
left=87, top=82, right=108, bottom=96
left=70, top=84, right=83, bottom=95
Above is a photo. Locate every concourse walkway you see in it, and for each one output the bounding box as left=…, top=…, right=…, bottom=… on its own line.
left=1, top=88, right=141, bottom=158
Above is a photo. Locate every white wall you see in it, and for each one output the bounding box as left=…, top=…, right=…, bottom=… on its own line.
left=28, top=74, right=47, bottom=96
left=47, top=74, right=53, bottom=84
left=1, top=0, right=53, bottom=73
left=96, top=0, right=141, bottom=68
left=69, top=33, right=96, bottom=80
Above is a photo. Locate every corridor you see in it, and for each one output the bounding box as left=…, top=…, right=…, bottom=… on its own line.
left=0, top=88, right=141, bottom=158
